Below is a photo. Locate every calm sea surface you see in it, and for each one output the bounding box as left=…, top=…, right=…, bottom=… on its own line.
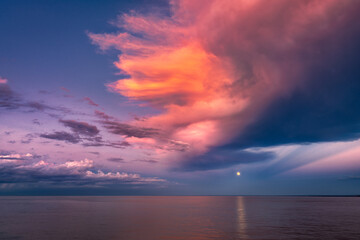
left=0, top=196, right=359, bottom=240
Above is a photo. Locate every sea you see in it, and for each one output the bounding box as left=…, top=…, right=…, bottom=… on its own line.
left=0, top=196, right=359, bottom=240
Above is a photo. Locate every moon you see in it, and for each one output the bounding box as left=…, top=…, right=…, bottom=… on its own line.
left=236, top=171, right=241, bottom=176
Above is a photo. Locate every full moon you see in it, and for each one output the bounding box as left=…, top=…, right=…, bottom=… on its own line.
left=236, top=171, right=241, bottom=176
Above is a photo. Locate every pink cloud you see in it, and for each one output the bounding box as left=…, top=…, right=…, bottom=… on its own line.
left=90, top=0, right=359, bottom=160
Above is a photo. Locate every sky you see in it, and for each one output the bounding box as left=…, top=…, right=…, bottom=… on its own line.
left=1, top=0, right=360, bottom=195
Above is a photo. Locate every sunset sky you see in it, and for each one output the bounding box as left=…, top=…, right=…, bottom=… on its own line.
left=1, top=0, right=360, bottom=195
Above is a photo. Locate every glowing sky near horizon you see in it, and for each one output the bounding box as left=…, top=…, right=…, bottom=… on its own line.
left=1, top=0, right=360, bottom=195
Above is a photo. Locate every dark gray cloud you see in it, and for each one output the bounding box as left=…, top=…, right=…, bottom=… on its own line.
left=82, top=137, right=130, bottom=148
left=94, top=110, right=159, bottom=138
left=40, top=131, right=80, bottom=144
left=101, top=120, right=159, bottom=138
left=136, top=159, right=158, bottom=164
left=88, top=152, right=100, bottom=155
left=60, top=119, right=100, bottom=136
left=107, top=157, right=124, bottom=162
left=39, top=128, right=130, bottom=149
left=21, top=133, right=35, bottom=144
left=32, top=119, right=41, bottom=125
left=26, top=101, right=53, bottom=112
left=94, top=110, right=113, bottom=120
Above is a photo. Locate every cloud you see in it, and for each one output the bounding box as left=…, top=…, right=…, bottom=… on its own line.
left=0, top=81, right=20, bottom=110
left=94, top=110, right=190, bottom=152
left=95, top=110, right=160, bottom=140
left=85, top=170, right=165, bottom=184
left=40, top=131, right=80, bottom=144
left=136, top=159, right=158, bottom=164
left=0, top=80, right=71, bottom=114
left=90, top=0, right=360, bottom=155
left=32, top=119, right=41, bottom=125
left=0, top=152, right=34, bottom=161
left=107, top=157, right=124, bottom=162
left=83, top=97, right=99, bottom=107
left=0, top=156, right=166, bottom=185
left=60, top=87, right=70, bottom=92
left=94, top=110, right=113, bottom=121
left=176, top=148, right=274, bottom=171
left=39, top=129, right=130, bottom=149
left=21, top=133, right=34, bottom=144
left=82, top=140, right=130, bottom=148
left=100, top=120, right=159, bottom=138
left=0, top=76, right=8, bottom=84
left=38, top=118, right=130, bottom=148
left=226, top=42, right=360, bottom=148
left=59, top=119, right=100, bottom=136
left=89, top=151, right=100, bottom=155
